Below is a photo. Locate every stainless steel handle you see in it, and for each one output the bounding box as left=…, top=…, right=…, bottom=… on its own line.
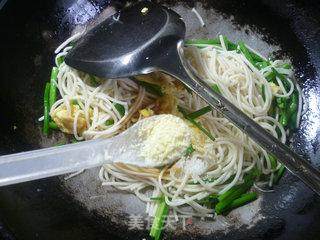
left=160, top=41, right=320, bottom=195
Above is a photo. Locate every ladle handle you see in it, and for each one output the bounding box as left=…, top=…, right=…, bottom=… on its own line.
left=0, top=140, right=106, bottom=187
left=160, top=41, right=320, bottom=195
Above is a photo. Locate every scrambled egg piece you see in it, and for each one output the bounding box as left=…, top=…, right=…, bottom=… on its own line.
left=136, top=72, right=185, bottom=115
left=51, top=104, right=87, bottom=134
left=189, top=125, right=207, bottom=155
left=269, top=82, right=280, bottom=94
left=156, top=94, right=176, bottom=114
left=139, top=108, right=154, bottom=118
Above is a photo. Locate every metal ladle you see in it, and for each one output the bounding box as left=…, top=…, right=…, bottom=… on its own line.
left=65, top=1, right=320, bottom=194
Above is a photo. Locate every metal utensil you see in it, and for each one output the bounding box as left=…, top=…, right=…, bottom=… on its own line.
left=0, top=115, right=181, bottom=186
left=65, top=1, right=320, bottom=195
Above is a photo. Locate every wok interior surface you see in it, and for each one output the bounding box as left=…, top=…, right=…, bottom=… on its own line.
left=0, top=0, right=320, bottom=239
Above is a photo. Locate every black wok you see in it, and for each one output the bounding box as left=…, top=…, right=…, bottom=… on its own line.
left=0, top=0, right=320, bottom=239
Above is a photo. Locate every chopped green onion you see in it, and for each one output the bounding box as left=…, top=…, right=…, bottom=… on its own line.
left=265, top=71, right=276, bottom=83
left=289, top=111, right=298, bottom=130
left=49, top=121, right=59, bottom=130
left=105, top=119, right=114, bottom=126
left=185, top=38, right=221, bottom=47
left=185, top=37, right=237, bottom=50
left=71, top=99, right=79, bottom=105
left=203, top=193, right=218, bottom=201
left=276, top=97, right=287, bottom=109
left=219, top=35, right=229, bottom=50
left=177, top=105, right=189, bottom=116
left=54, top=140, right=66, bottom=146
left=279, top=110, right=289, bottom=127
left=255, top=61, right=270, bottom=70
left=273, top=165, right=286, bottom=184
left=231, top=37, right=266, bottom=62
left=49, top=67, right=58, bottom=109
left=215, top=168, right=259, bottom=215
left=217, top=174, right=254, bottom=203
left=227, top=37, right=237, bottom=51
left=269, top=154, right=277, bottom=170
left=281, top=63, right=292, bottom=69
left=250, top=51, right=266, bottom=63
left=271, top=68, right=291, bottom=91
left=261, top=85, right=266, bottom=102
left=223, top=36, right=237, bottom=51
left=90, top=75, right=100, bottom=86
left=185, top=144, right=195, bottom=156
left=215, top=182, right=253, bottom=215
left=189, top=117, right=215, bottom=141
left=136, top=80, right=164, bottom=97
left=227, top=192, right=257, bottom=212
left=178, top=106, right=215, bottom=141
left=250, top=167, right=262, bottom=179
left=150, top=196, right=163, bottom=201
left=287, top=90, right=299, bottom=130
left=238, top=41, right=255, bottom=66
left=114, top=103, right=125, bottom=117
left=268, top=99, right=277, bottom=118
left=43, top=83, right=50, bottom=135
left=187, top=106, right=212, bottom=119
left=199, top=194, right=219, bottom=208
left=288, top=90, right=298, bottom=115
left=211, top=84, right=221, bottom=94
left=57, top=56, right=65, bottom=66
left=275, top=126, right=282, bottom=139
left=150, top=196, right=169, bottom=240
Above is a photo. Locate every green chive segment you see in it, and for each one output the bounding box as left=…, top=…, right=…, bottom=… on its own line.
left=43, top=83, right=50, bottom=135
left=185, top=144, right=195, bottom=156
left=114, top=103, right=125, bottom=117
left=105, top=119, right=114, bottom=126
left=49, top=67, right=59, bottom=109
left=135, top=79, right=164, bottom=97
left=178, top=106, right=215, bottom=141
left=150, top=196, right=169, bottom=240
left=187, top=106, right=212, bottom=119
left=215, top=168, right=259, bottom=215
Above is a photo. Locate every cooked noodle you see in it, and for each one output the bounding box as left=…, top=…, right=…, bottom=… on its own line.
left=51, top=33, right=297, bottom=217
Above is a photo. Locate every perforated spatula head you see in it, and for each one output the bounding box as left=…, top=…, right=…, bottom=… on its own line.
left=65, top=1, right=185, bottom=78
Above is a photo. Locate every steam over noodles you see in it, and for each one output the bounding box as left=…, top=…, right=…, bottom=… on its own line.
left=47, top=33, right=300, bottom=218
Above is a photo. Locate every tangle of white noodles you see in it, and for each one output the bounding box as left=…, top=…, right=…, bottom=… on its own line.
left=191, top=8, right=205, bottom=27
left=51, top=31, right=153, bottom=140
left=50, top=61, right=150, bottom=140
left=52, top=34, right=297, bottom=218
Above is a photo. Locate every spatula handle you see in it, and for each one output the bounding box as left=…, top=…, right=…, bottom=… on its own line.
left=0, top=140, right=106, bottom=187
left=160, top=41, right=320, bottom=195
